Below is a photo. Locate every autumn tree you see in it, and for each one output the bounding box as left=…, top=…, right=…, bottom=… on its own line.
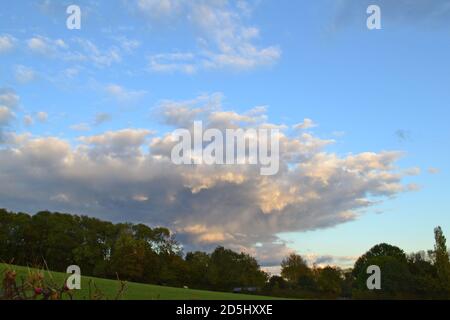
left=281, top=253, right=312, bottom=286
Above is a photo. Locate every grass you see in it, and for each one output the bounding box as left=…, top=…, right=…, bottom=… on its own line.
left=0, top=264, right=280, bottom=300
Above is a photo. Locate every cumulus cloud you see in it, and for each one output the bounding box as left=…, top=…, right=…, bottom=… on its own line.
left=0, top=93, right=417, bottom=267
left=138, top=0, right=281, bottom=72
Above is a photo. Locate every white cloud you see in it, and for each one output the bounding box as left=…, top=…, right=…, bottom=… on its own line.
left=0, top=34, right=15, bottom=53
left=25, top=36, right=123, bottom=69
left=75, top=39, right=122, bottom=67
left=149, top=52, right=197, bottom=74
left=116, top=36, right=141, bottom=53
left=138, top=1, right=281, bottom=72
left=294, top=118, right=318, bottom=130
left=105, top=84, right=147, bottom=104
left=27, top=36, right=67, bottom=55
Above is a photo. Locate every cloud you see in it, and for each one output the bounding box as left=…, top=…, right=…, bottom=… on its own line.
left=23, top=115, right=34, bottom=127
left=293, top=118, right=317, bottom=130
left=395, top=129, right=412, bottom=142
left=27, top=36, right=67, bottom=55
left=78, top=129, right=152, bottom=159
left=116, top=36, right=141, bottom=53
left=70, top=123, right=91, bottom=132
left=37, top=112, right=48, bottom=123
left=14, top=65, right=36, bottom=84
left=428, top=167, right=441, bottom=175
left=0, top=106, right=14, bottom=126
left=25, top=35, right=124, bottom=68
left=0, top=34, right=15, bottom=53
left=74, top=39, right=122, bottom=67
left=105, top=84, right=147, bottom=104
left=136, top=0, right=281, bottom=72
left=0, top=93, right=417, bottom=266
left=148, top=52, right=197, bottom=74
left=94, top=113, right=112, bottom=126
left=0, top=88, right=19, bottom=142
left=136, top=0, right=182, bottom=19
left=0, top=88, right=20, bottom=108
left=306, top=254, right=358, bottom=269
left=22, top=112, right=48, bottom=127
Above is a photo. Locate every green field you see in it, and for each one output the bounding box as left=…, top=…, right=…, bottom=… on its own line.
left=0, top=264, right=280, bottom=300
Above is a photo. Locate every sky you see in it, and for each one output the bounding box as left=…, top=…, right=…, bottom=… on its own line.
left=0, top=0, right=449, bottom=273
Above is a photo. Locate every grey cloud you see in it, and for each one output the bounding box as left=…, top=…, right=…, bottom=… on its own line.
left=395, top=129, right=412, bottom=142
left=0, top=94, right=417, bottom=266
left=308, top=254, right=357, bottom=268
left=94, top=112, right=112, bottom=126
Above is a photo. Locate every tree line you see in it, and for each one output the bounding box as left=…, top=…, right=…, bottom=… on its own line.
left=1, top=209, right=449, bottom=299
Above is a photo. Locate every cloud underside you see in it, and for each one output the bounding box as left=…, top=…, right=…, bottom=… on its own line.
left=0, top=92, right=416, bottom=266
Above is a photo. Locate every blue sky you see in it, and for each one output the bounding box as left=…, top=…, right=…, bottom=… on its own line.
left=0, top=0, right=449, bottom=269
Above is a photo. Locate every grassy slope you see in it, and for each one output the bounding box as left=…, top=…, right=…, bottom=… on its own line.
left=0, top=264, right=280, bottom=300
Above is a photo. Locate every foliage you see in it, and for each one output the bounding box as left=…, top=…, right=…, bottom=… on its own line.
left=1, top=208, right=450, bottom=300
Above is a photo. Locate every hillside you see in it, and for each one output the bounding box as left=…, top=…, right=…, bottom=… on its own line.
left=0, top=264, right=279, bottom=300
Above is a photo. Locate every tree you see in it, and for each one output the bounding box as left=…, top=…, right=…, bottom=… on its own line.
left=407, top=251, right=441, bottom=298
left=207, top=247, right=268, bottom=291
left=352, top=243, right=407, bottom=278
left=186, top=252, right=210, bottom=289
left=352, top=243, right=413, bottom=298
left=266, top=275, right=287, bottom=290
left=281, top=253, right=311, bottom=284
left=110, top=229, right=146, bottom=281
left=315, top=266, right=342, bottom=297
left=433, top=227, right=450, bottom=292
